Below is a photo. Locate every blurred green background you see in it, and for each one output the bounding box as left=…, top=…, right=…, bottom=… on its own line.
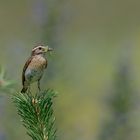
left=0, top=0, right=140, bottom=140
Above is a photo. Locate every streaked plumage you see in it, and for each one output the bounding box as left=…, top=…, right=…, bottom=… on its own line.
left=21, top=45, right=52, bottom=93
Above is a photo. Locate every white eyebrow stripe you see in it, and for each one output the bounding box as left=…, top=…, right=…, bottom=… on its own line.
left=32, top=46, right=42, bottom=51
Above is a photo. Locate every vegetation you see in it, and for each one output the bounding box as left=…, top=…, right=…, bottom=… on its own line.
left=13, top=90, right=57, bottom=140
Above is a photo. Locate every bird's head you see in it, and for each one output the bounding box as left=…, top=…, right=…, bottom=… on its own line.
left=31, top=45, right=53, bottom=56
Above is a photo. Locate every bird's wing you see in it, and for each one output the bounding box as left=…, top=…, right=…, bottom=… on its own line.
left=22, top=56, right=32, bottom=85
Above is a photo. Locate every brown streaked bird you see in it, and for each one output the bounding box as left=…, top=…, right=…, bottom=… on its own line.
left=21, top=45, right=53, bottom=93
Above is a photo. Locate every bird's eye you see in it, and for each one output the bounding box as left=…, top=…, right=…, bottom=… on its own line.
left=38, top=47, right=42, bottom=50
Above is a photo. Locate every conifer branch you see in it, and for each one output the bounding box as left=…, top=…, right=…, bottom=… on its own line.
left=13, top=89, right=57, bottom=140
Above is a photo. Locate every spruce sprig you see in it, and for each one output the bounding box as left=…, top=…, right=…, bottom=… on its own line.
left=13, top=89, right=57, bottom=140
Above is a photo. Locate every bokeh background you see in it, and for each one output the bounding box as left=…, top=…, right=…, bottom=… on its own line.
left=0, top=0, right=140, bottom=140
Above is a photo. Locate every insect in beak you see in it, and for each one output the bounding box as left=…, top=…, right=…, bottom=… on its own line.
left=44, top=46, right=53, bottom=52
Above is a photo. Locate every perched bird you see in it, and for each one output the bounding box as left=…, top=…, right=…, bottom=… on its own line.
left=21, top=45, right=53, bottom=93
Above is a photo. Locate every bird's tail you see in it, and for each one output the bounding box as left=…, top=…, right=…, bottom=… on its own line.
left=21, top=87, right=28, bottom=93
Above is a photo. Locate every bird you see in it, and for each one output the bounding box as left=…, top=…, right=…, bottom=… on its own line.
left=21, top=45, right=53, bottom=93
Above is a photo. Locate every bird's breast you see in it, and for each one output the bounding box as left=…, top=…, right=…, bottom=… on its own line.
left=28, top=55, right=47, bottom=70
left=25, top=55, right=47, bottom=83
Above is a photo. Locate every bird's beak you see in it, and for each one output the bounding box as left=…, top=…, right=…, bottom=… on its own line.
left=48, top=47, right=53, bottom=51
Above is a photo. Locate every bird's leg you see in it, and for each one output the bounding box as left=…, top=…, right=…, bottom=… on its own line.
left=38, top=80, right=41, bottom=92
